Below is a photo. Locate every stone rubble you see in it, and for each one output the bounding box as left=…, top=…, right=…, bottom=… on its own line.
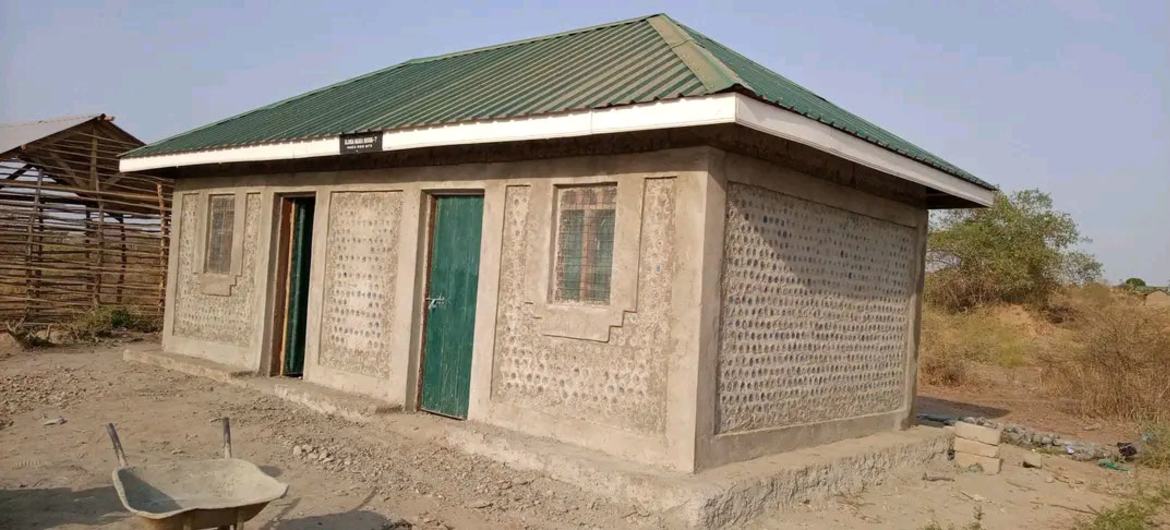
left=1022, top=452, right=1044, bottom=469
left=959, top=416, right=1120, bottom=462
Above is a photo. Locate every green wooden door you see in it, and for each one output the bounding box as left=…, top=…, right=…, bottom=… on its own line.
left=419, top=195, right=483, bottom=419
left=283, top=199, right=314, bottom=376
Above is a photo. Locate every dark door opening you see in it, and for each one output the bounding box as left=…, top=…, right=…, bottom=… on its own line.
left=418, top=194, right=484, bottom=419
left=271, top=196, right=315, bottom=377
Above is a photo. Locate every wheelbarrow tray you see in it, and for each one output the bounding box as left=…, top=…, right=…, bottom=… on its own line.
left=111, top=458, right=287, bottom=530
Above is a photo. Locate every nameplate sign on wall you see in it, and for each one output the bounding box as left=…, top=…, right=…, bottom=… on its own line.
left=339, top=132, right=382, bottom=154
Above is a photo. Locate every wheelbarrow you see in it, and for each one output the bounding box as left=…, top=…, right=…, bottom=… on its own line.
left=105, top=418, right=288, bottom=530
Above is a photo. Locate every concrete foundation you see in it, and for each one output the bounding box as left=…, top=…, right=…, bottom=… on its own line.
left=448, top=422, right=951, bottom=528
left=124, top=347, right=398, bottom=422
left=124, top=344, right=951, bottom=528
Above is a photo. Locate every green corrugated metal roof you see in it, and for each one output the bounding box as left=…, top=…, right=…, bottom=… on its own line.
left=126, top=14, right=990, bottom=190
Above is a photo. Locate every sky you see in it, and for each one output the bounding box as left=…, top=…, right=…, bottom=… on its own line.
left=2, top=0, right=1167, bottom=282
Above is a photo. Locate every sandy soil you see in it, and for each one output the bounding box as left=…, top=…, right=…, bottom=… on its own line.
left=0, top=340, right=1157, bottom=529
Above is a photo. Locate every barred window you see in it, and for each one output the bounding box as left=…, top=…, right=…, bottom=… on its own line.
left=553, top=184, right=616, bottom=303
left=205, top=195, right=235, bottom=274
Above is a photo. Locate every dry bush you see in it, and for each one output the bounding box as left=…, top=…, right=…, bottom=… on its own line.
left=1043, top=293, right=1170, bottom=422
left=67, top=307, right=161, bottom=342
left=1043, top=282, right=1124, bottom=323
left=1137, top=422, right=1170, bottom=470
left=919, top=347, right=969, bottom=387
left=919, top=305, right=1035, bottom=387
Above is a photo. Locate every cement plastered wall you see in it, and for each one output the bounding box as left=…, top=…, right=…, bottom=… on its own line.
left=160, top=147, right=713, bottom=470
left=164, top=178, right=423, bottom=400
left=469, top=151, right=710, bottom=472
left=166, top=191, right=263, bottom=368
left=160, top=141, right=930, bottom=473
left=716, top=181, right=915, bottom=433
left=491, top=179, right=674, bottom=435
left=695, top=150, right=928, bottom=470
left=311, top=191, right=404, bottom=398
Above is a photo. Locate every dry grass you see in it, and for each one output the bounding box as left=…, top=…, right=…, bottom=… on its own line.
left=67, top=306, right=160, bottom=342
left=922, top=284, right=1170, bottom=427
left=1137, top=423, right=1170, bottom=471
left=920, top=507, right=985, bottom=530
left=4, top=305, right=160, bottom=346
left=1073, top=483, right=1170, bottom=530
left=919, top=305, right=1035, bottom=386
left=1041, top=290, right=1170, bottom=423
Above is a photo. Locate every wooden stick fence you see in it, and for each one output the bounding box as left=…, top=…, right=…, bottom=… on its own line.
left=0, top=117, right=173, bottom=328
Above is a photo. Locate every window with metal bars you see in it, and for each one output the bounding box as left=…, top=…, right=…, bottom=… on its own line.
left=204, top=195, right=235, bottom=274
left=552, top=184, right=616, bottom=303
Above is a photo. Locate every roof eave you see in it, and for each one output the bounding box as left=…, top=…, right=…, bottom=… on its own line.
left=733, top=94, right=993, bottom=205
left=120, top=93, right=992, bottom=207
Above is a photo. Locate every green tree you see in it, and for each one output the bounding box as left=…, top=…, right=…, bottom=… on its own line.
left=927, top=189, right=1102, bottom=310
left=1122, top=277, right=1147, bottom=289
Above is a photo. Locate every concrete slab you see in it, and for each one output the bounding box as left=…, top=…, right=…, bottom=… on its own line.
left=447, top=421, right=952, bottom=528
left=261, top=378, right=399, bottom=422
left=127, top=345, right=950, bottom=528
left=123, top=347, right=397, bottom=422
left=123, top=346, right=252, bottom=383
left=954, top=421, right=1002, bottom=445
left=954, top=437, right=1000, bottom=458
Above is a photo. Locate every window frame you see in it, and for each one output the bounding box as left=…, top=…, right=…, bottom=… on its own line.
left=523, top=176, right=662, bottom=341
left=204, top=194, right=236, bottom=275
left=550, top=183, right=618, bottom=304
left=194, top=191, right=245, bottom=296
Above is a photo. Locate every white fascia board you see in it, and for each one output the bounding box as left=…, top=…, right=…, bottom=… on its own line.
left=118, top=95, right=738, bottom=173
left=732, top=94, right=995, bottom=206
left=120, top=136, right=338, bottom=173
left=383, top=93, right=737, bottom=150
left=118, top=92, right=993, bottom=207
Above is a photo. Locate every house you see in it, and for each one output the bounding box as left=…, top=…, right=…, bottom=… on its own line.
left=120, top=14, right=995, bottom=473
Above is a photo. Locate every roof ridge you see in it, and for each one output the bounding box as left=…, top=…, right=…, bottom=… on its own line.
left=0, top=114, right=101, bottom=128
left=676, top=21, right=839, bottom=108
left=646, top=15, right=748, bottom=94
left=403, top=14, right=659, bottom=66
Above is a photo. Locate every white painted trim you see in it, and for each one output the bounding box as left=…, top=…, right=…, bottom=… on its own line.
left=731, top=95, right=994, bottom=206
left=382, top=93, right=736, bottom=151
left=121, top=137, right=339, bottom=172
left=119, top=96, right=736, bottom=173
left=119, top=92, right=993, bottom=205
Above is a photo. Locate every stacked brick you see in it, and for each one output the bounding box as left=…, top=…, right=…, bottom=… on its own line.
left=953, top=421, right=1002, bottom=474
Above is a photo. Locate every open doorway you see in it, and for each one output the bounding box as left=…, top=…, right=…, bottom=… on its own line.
left=270, top=195, right=315, bottom=377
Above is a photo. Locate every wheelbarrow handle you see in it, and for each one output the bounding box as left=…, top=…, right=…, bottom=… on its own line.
left=105, top=423, right=128, bottom=468
left=220, top=417, right=232, bottom=459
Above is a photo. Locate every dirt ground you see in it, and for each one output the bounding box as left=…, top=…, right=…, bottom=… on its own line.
left=917, top=363, right=1137, bottom=447
left=0, top=340, right=1159, bottom=529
